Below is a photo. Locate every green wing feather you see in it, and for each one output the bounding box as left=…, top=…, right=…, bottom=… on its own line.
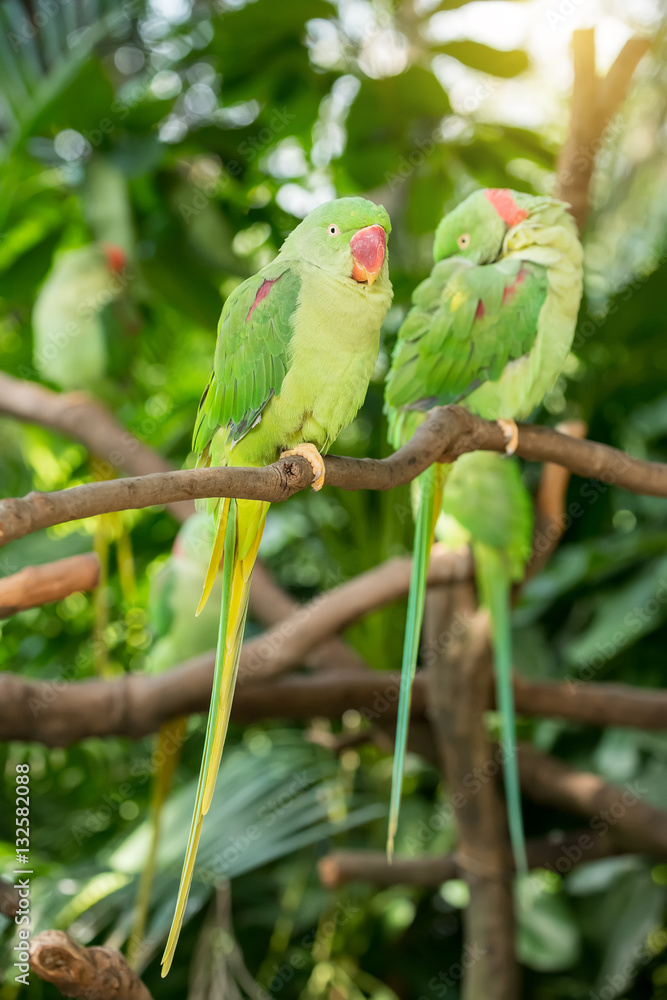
left=442, top=451, right=534, bottom=873
left=385, top=256, right=548, bottom=443
left=193, top=261, right=301, bottom=463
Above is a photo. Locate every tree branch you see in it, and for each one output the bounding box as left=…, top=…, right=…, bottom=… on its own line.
left=0, top=554, right=100, bottom=618
left=4, top=663, right=667, bottom=748
left=2, top=406, right=667, bottom=548
left=526, top=419, right=587, bottom=579
left=0, top=371, right=193, bottom=522
left=239, top=546, right=471, bottom=682
left=519, top=744, right=667, bottom=855
left=0, top=878, right=19, bottom=918
left=555, top=30, right=650, bottom=231
left=318, top=829, right=625, bottom=889
left=424, top=586, right=519, bottom=1000
left=29, top=930, right=153, bottom=1000
left=249, top=561, right=369, bottom=673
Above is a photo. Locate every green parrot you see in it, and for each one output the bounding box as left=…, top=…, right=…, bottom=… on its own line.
left=32, top=243, right=127, bottom=390
left=128, top=513, right=222, bottom=967
left=384, top=188, right=583, bottom=867
left=161, top=197, right=393, bottom=975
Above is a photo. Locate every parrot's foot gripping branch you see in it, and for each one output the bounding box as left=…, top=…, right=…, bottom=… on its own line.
left=497, top=418, right=519, bottom=457
left=280, top=444, right=326, bottom=491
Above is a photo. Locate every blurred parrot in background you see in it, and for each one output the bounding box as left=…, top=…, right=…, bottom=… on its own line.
left=384, top=188, right=583, bottom=869
left=32, top=229, right=136, bottom=670
left=32, top=242, right=127, bottom=390
left=161, top=197, right=393, bottom=975
left=128, top=513, right=221, bottom=968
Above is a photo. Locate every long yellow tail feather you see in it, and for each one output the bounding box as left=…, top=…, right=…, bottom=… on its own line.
left=161, top=498, right=268, bottom=977
left=196, top=498, right=231, bottom=617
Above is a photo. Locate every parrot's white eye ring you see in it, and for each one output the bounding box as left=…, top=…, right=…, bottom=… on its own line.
left=457, top=233, right=470, bottom=249
left=327, top=224, right=340, bottom=236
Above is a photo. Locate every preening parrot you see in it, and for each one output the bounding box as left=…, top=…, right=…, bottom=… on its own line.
left=384, top=188, right=583, bottom=867
left=32, top=243, right=127, bottom=390
left=128, top=513, right=222, bottom=967
left=161, top=197, right=393, bottom=975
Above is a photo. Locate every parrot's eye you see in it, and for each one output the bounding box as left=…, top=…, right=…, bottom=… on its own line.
left=457, top=233, right=471, bottom=249
left=327, top=224, right=340, bottom=236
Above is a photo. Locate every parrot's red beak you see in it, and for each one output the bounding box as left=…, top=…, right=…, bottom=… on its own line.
left=350, top=225, right=386, bottom=285
left=103, top=243, right=127, bottom=274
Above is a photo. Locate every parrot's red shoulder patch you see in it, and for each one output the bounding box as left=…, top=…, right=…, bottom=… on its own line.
left=103, top=244, right=126, bottom=274
left=475, top=300, right=485, bottom=320
left=247, top=274, right=282, bottom=322
left=485, top=189, right=528, bottom=228
left=502, top=267, right=528, bottom=306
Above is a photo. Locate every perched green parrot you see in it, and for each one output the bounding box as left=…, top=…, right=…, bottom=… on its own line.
left=384, top=188, right=583, bottom=867
left=32, top=242, right=127, bottom=390
left=128, top=514, right=222, bottom=967
left=161, top=197, right=393, bottom=975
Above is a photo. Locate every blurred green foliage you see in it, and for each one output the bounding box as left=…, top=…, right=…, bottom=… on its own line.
left=1, top=0, right=667, bottom=997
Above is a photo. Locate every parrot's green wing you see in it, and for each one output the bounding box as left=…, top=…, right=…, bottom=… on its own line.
left=385, top=256, right=548, bottom=426
left=193, top=261, right=301, bottom=461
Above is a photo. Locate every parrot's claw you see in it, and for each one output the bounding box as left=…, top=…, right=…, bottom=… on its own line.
left=280, top=443, right=326, bottom=491
left=498, top=418, right=519, bottom=457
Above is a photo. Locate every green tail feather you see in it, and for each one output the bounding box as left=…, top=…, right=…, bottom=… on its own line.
left=476, top=546, right=528, bottom=875
left=161, top=499, right=238, bottom=975
left=387, top=464, right=443, bottom=861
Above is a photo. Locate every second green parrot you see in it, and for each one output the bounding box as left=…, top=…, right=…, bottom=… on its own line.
left=161, top=197, right=393, bottom=975
left=384, top=188, right=583, bottom=867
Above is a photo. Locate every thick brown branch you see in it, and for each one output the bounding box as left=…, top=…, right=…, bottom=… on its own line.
left=2, top=407, right=666, bottom=549
left=555, top=30, right=650, bottom=231
left=424, top=586, right=519, bottom=999
left=29, top=930, right=153, bottom=1000
left=249, top=561, right=369, bottom=672
left=318, top=830, right=624, bottom=888
left=0, top=371, right=193, bottom=522
left=240, top=547, right=471, bottom=682
left=4, top=663, right=667, bottom=748
left=0, top=554, right=100, bottom=618
left=0, top=879, right=20, bottom=918
left=519, top=745, right=667, bottom=855
left=526, top=419, right=587, bottom=579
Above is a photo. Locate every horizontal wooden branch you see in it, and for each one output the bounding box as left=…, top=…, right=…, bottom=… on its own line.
left=2, top=406, right=667, bottom=548
left=0, top=553, right=100, bottom=618
left=518, top=744, right=667, bottom=855
left=29, top=931, right=152, bottom=1000
left=318, top=829, right=624, bottom=888
left=0, top=371, right=193, bottom=522
left=3, top=659, right=667, bottom=748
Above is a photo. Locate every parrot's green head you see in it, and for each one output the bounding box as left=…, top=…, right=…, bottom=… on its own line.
left=433, top=188, right=529, bottom=265
left=283, top=197, right=391, bottom=287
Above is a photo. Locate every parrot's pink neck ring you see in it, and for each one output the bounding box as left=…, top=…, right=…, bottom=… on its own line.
left=485, top=189, right=529, bottom=228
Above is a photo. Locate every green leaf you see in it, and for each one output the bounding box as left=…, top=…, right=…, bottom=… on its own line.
left=433, top=40, right=530, bottom=78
